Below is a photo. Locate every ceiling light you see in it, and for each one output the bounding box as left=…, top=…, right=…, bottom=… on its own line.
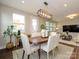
left=21, top=1, right=24, bottom=3
left=37, top=2, right=52, bottom=19
left=66, top=13, right=78, bottom=19
left=64, top=4, right=68, bottom=7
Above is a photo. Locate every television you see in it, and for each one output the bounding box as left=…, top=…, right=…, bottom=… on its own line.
left=63, top=25, right=79, bottom=32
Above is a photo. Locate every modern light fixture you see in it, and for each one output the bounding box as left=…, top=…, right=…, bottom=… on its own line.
left=66, top=13, right=79, bottom=19
left=37, top=2, right=52, bottom=19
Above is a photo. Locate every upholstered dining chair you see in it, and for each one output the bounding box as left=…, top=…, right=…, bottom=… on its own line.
left=31, top=32, right=41, bottom=37
left=21, top=34, right=39, bottom=59
left=41, top=34, right=60, bottom=59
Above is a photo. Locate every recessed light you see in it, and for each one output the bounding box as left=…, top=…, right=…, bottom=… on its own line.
left=21, top=1, right=24, bottom=3
left=66, top=13, right=78, bottom=19
left=64, top=4, right=68, bottom=7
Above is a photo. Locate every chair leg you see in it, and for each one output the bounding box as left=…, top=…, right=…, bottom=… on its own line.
left=52, top=47, right=58, bottom=56
left=27, top=55, right=30, bottom=59
left=47, top=53, right=49, bottom=59
left=52, top=50, right=55, bottom=56
left=22, top=50, right=25, bottom=59
left=38, top=49, right=40, bottom=59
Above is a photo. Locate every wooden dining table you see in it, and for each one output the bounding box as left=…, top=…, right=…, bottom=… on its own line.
left=29, top=36, right=79, bottom=47
left=29, top=36, right=48, bottom=44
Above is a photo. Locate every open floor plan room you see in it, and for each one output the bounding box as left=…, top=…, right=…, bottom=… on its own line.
left=0, top=0, right=79, bottom=59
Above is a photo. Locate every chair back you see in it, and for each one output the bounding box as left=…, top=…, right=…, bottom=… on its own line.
left=47, top=34, right=60, bottom=53
left=31, top=32, right=41, bottom=37
left=21, top=34, right=31, bottom=54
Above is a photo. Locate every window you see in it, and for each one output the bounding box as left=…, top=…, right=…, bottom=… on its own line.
left=32, top=19, right=38, bottom=32
left=45, top=21, right=56, bottom=32
left=13, top=13, right=25, bottom=32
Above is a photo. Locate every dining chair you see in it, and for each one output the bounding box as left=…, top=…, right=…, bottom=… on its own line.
left=31, top=32, right=41, bottom=37
left=41, top=34, right=60, bottom=59
left=21, top=34, right=39, bottom=59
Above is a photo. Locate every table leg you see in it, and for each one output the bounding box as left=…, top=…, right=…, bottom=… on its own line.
left=38, top=49, right=40, bottom=59
left=38, top=44, right=41, bottom=59
left=27, top=55, right=30, bottom=59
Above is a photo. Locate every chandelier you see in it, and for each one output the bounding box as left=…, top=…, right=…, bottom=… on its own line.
left=37, top=2, right=52, bottom=19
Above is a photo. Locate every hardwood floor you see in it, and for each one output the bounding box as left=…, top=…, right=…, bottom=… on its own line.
left=0, top=49, right=13, bottom=59
left=0, top=46, right=22, bottom=59
left=0, top=46, right=78, bottom=59
left=70, top=47, right=79, bottom=59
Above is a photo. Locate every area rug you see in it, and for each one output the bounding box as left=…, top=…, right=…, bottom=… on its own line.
left=12, top=44, right=74, bottom=59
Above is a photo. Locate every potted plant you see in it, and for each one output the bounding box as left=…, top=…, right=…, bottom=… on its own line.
left=3, top=25, right=17, bottom=49
left=40, top=24, right=46, bottom=30
left=40, top=24, right=47, bottom=37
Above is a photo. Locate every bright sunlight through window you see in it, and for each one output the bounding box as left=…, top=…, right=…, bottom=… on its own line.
left=13, top=13, right=25, bottom=32
left=32, top=19, right=38, bottom=32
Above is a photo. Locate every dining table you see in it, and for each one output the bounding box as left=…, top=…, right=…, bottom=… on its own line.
left=29, top=36, right=48, bottom=44
left=29, top=36, right=79, bottom=47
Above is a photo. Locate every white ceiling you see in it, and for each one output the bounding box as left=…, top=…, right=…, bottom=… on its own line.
left=0, top=0, right=79, bottom=21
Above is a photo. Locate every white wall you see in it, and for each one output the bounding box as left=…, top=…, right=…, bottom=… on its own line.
left=0, top=4, right=46, bottom=49
left=0, top=4, right=1, bottom=33
left=0, top=4, right=4, bottom=49
left=0, top=6, right=1, bottom=33
left=57, top=18, right=79, bottom=42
